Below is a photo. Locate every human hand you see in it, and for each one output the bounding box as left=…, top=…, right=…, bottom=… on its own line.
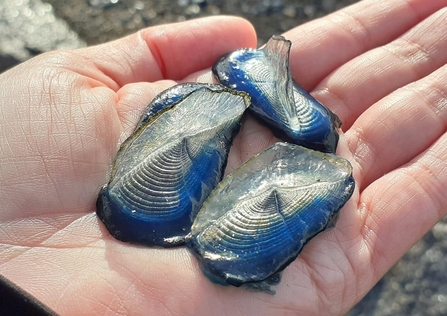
left=1, top=0, right=447, bottom=315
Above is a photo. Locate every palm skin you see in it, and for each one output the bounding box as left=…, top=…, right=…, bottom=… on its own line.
left=1, top=0, right=447, bottom=314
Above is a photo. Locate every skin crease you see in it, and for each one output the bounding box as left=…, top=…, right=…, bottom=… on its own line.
left=1, top=0, right=447, bottom=314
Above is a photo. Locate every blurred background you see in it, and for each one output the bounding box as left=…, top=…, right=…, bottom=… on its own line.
left=1, top=0, right=447, bottom=315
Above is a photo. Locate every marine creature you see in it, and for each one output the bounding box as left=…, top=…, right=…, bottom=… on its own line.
left=213, top=35, right=341, bottom=153
left=96, top=35, right=355, bottom=294
left=187, top=142, right=354, bottom=293
left=96, top=83, right=250, bottom=247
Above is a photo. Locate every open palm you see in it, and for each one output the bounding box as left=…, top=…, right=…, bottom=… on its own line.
left=1, top=0, right=447, bottom=315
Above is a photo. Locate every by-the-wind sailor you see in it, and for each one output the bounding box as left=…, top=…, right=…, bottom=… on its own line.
left=135, top=83, right=228, bottom=129
left=187, top=142, right=354, bottom=293
left=97, top=84, right=250, bottom=247
left=213, top=35, right=341, bottom=153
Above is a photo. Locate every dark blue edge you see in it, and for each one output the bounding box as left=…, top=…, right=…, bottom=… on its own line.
left=96, top=185, right=187, bottom=247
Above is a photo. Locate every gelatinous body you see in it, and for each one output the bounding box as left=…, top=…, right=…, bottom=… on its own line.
left=135, top=83, right=226, bottom=129
left=97, top=84, right=250, bottom=247
left=213, top=35, right=341, bottom=153
left=187, top=143, right=354, bottom=293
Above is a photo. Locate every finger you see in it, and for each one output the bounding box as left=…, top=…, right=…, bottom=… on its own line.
left=345, top=62, right=447, bottom=190
left=283, top=0, right=447, bottom=91
left=314, top=7, right=447, bottom=129
left=356, top=132, right=447, bottom=293
left=80, top=16, right=257, bottom=88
